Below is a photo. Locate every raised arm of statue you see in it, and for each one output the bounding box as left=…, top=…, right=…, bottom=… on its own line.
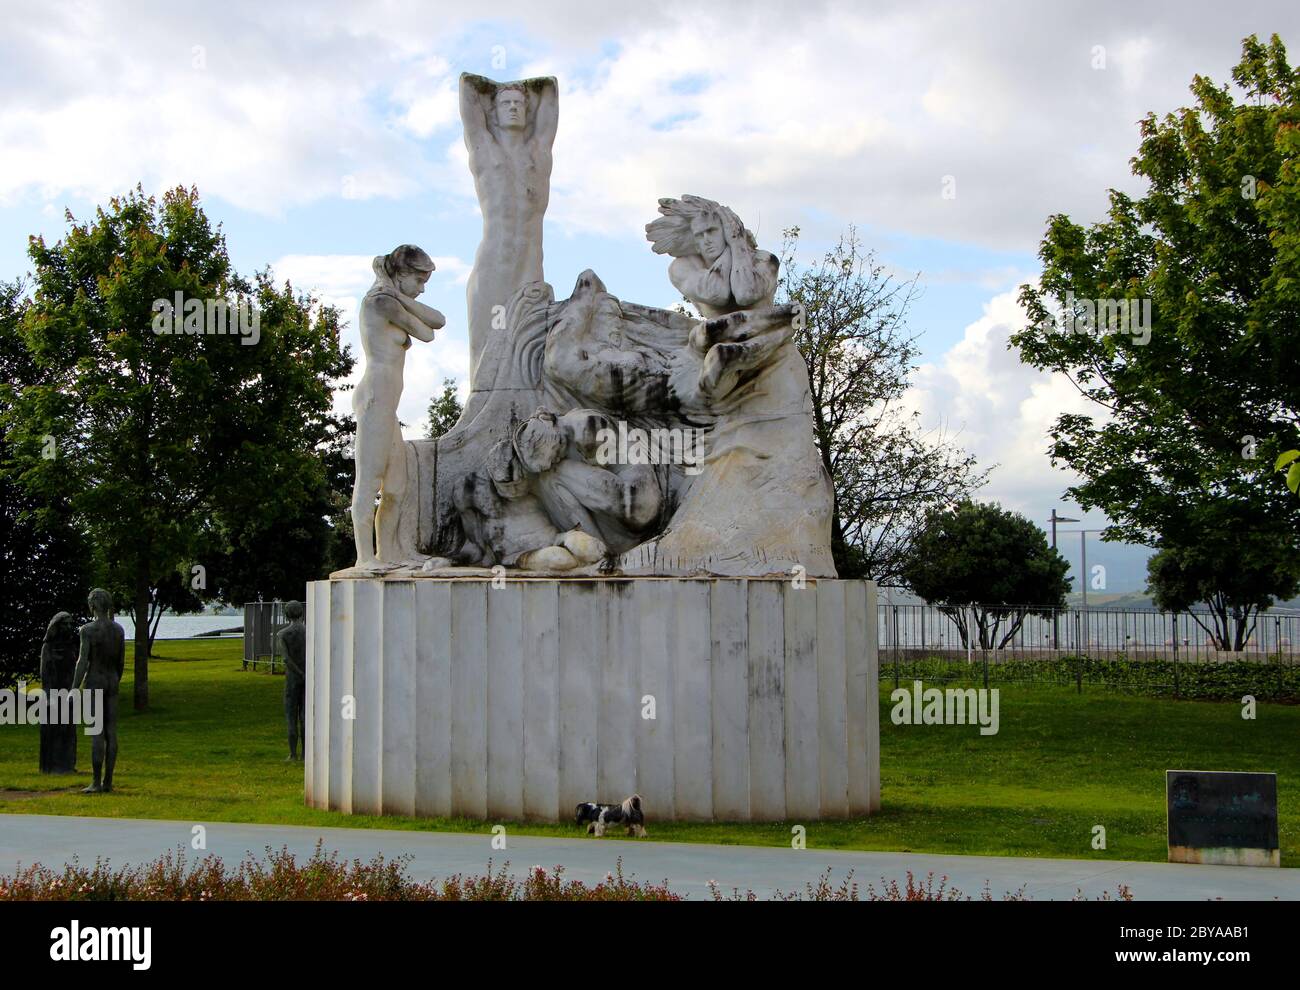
left=460, top=72, right=495, bottom=156
left=531, top=76, right=559, bottom=148
left=720, top=206, right=777, bottom=308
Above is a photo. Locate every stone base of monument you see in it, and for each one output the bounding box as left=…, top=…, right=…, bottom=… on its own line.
left=304, top=577, right=879, bottom=822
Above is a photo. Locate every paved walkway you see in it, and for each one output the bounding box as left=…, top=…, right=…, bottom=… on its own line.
left=1, top=814, right=1296, bottom=900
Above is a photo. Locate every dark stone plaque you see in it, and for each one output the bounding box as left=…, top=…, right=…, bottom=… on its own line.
left=1166, top=770, right=1279, bottom=867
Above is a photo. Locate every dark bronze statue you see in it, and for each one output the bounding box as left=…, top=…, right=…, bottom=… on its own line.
left=278, top=600, right=307, bottom=761
left=71, top=588, right=125, bottom=793
left=39, top=611, right=79, bottom=773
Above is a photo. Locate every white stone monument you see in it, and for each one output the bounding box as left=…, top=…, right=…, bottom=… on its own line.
left=311, top=75, right=878, bottom=823
left=306, top=577, right=878, bottom=821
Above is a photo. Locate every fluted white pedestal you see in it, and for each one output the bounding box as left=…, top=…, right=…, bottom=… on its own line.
left=304, top=577, right=878, bottom=822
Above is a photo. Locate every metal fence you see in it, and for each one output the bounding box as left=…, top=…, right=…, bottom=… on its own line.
left=877, top=602, right=1300, bottom=698
left=878, top=603, right=1300, bottom=661
left=242, top=601, right=286, bottom=673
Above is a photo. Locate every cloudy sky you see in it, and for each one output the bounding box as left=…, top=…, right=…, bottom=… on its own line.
left=3, top=0, right=1297, bottom=589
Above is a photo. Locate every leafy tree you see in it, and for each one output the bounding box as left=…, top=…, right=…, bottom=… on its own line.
left=779, top=226, right=988, bottom=581
left=1010, top=35, right=1300, bottom=596
left=199, top=428, right=352, bottom=606
left=1146, top=502, right=1300, bottom=650
left=144, top=569, right=204, bottom=645
left=0, top=279, right=90, bottom=689
left=1277, top=447, right=1300, bottom=495
left=426, top=378, right=463, bottom=440
left=900, top=500, right=1071, bottom=649
left=192, top=280, right=355, bottom=606
left=321, top=413, right=358, bottom=576
left=4, top=186, right=352, bottom=708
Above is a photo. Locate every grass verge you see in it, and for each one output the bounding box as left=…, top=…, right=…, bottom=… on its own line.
left=0, top=639, right=1294, bottom=865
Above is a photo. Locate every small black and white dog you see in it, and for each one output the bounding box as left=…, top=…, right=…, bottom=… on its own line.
left=574, top=795, right=647, bottom=837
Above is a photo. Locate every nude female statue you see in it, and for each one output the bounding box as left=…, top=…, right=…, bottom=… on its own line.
left=349, top=244, right=446, bottom=572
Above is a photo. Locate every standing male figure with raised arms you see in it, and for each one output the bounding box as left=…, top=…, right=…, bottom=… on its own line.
left=460, top=72, right=558, bottom=394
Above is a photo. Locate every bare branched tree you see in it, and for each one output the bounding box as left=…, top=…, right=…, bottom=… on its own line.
left=778, top=226, right=989, bottom=581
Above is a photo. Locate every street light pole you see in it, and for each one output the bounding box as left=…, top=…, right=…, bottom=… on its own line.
left=1060, top=527, right=1106, bottom=653
left=1081, top=530, right=1088, bottom=611
left=1049, top=509, right=1078, bottom=651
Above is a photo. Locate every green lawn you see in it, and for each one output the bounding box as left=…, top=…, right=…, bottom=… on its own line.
left=1, top=638, right=1295, bottom=865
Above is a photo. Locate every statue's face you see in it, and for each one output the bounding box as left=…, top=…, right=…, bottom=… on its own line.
left=517, top=417, right=565, bottom=473
left=396, top=269, right=431, bottom=298
left=691, top=213, right=725, bottom=265
left=51, top=613, right=76, bottom=641
left=494, top=89, right=527, bottom=129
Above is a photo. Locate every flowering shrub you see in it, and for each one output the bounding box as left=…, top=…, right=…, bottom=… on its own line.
left=0, top=844, right=680, bottom=902
left=711, top=869, right=1133, bottom=901
left=0, top=845, right=1132, bottom=901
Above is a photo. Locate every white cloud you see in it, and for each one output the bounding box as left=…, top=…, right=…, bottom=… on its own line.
left=5, top=0, right=1297, bottom=515
left=3, top=1, right=1294, bottom=247
left=0, top=1, right=446, bottom=213
left=391, top=56, right=459, bottom=139
left=501, top=3, right=1298, bottom=248
left=906, top=289, right=1100, bottom=516
left=1115, top=37, right=1158, bottom=92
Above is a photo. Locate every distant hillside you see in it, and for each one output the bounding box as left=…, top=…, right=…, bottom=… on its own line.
left=1065, top=590, right=1155, bottom=609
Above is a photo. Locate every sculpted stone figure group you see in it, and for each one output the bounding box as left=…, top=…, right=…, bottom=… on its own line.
left=38, top=589, right=125, bottom=791
left=340, top=73, right=835, bottom=579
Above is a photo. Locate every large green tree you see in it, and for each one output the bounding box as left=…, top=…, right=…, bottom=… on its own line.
left=1146, top=501, right=1299, bottom=650
left=1010, top=35, right=1300, bottom=586
left=4, top=186, right=352, bottom=707
left=901, top=500, right=1071, bottom=649
left=192, top=278, right=356, bottom=607
left=779, top=227, right=988, bottom=581
left=0, top=279, right=90, bottom=689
